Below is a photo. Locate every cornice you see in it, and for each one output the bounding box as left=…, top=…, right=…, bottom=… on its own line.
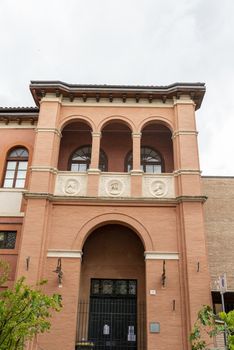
left=0, top=108, right=38, bottom=125
left=30, top=81, right=205, bottom=110
left=23, top=193, right=207, bottom=204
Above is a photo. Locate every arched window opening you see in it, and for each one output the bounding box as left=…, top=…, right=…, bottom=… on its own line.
left=141, top=123, right=173, bottom=173
left=141, top=147, right=163, bottom=173
left=125, top=147, right=163, bottom=173
left=70, top=146, right=108, bottom=172
left=3, top=147, right=29, bottom=188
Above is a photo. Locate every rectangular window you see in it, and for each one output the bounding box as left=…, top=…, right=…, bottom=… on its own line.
left=0, top=231, right=17, bottom=249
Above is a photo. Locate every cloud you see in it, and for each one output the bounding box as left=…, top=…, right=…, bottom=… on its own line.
left=0, top=0, right=233, bottom=174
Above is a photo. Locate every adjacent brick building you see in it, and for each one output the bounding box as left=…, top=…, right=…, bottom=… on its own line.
left=0, top=81, right=232, bottom=350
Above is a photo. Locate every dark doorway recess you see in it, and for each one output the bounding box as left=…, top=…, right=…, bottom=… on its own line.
left=89, top=279, right=137, bottom=350
left=76, top=279, right=146, bottom=350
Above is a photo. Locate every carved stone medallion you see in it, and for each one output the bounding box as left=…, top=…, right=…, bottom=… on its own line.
left=106, top=179, right=124, bottom=196
left=150, top=180, right=167, bottom=197
left=64, top=179, right=80, bottom=195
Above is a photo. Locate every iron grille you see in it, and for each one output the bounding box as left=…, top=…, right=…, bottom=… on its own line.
left=76, top=299, right=146, bottom=350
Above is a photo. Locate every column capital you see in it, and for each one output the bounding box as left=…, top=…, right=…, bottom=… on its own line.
left=172, top=130, right=198, bottom=139
left=35, top=127, right=62, bottom=137
left=132, top=132, right=142, bottom=138
left=92, top=132, right=102, bottom=137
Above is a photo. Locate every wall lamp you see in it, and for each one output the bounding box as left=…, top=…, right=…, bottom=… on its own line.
left=53, top=258, right=63, bottom=288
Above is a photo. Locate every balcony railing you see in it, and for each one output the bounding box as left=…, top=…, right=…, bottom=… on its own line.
left=54, top=171, right=175, bottom=199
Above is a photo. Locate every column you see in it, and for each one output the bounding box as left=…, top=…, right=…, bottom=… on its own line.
left=16, top=98, right=62, bottom=283
left=132, top=132, right=142, bottom=172
left=38, top=251, right=82, bottom=350
left=173, top=98, right=211, bottom=346
left=89, top=132, right=101, bottom=171
left=131, top=132, right=142, bottom=197
left=87, top=132, right=102, bottom=196
left=145, top=252, right=184, bottom=350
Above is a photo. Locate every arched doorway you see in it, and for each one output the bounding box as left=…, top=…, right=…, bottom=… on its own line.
left=77, top=224, right=146, bottom=350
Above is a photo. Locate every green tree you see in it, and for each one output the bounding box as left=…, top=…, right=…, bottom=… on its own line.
left=190, top=305, right=234, bottom=350
left=0, top=260, right=62, bottom=350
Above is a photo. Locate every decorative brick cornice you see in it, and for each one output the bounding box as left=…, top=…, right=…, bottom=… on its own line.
left=30, top=81, right=205, bottom=110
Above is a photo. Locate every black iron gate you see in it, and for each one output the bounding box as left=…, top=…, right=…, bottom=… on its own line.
left=88, top=297, right=137, bottom=349
left=76, top=279, right=146, bottom=350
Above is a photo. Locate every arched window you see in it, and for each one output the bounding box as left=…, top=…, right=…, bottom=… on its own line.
left=3, top=147, right=29, bottom=188
left=125, top=147, right=163, bottom=173
left=70, top=146, right=108, bottom=172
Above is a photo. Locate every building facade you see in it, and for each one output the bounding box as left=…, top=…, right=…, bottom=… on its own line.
left=0, top=81, right=229, bottom=350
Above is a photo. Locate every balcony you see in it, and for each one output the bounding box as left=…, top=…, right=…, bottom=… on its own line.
left=0, top=189, right=25, bottom=216
left=54, top=172, right=175, bottom=199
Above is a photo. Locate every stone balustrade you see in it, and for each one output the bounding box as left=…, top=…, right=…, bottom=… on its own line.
left=54, top=172, right=175, bottom=199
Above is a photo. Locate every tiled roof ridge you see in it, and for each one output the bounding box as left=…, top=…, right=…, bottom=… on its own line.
left=0, top=106, right=39, bottom=112
left=30, top=80, right=205, bottom=89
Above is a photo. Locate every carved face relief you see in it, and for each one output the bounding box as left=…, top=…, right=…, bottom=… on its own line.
left=106, top=179, right=124, bottom=196
left=64, top=179, right=80, bottom=195
left=150, top=180, right=167, bottom=197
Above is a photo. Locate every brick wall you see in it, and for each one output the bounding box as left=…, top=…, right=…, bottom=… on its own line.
left=202, top=177, right=234, bottom=291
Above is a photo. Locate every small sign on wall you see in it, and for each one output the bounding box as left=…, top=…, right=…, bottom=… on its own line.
left=149, top=289, right=156, bottom=295
left=150, top=322, right=160, bottom=333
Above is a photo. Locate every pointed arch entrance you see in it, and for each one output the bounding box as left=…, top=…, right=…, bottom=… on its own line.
left=77, top=224, right=146, bottom=350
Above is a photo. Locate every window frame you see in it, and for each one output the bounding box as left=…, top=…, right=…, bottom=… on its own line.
left=2, top=147, right=29, bottom=189
left=0, top=231, right=17, bottom=250
left=68, top=145, right=108, bottom=172
left=125, top=146, right=164, bottom=173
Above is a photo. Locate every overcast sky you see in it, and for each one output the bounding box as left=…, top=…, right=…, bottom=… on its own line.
left=0, top=0, right=233, bottom=175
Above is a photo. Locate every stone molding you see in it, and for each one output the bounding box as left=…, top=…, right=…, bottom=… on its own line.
left=0, top=212, right=24, bottom=217
left=130, top=170, right=144, bottom=176
left=144, top=251, right=179, bottom=260
left=47, top=249, right=82, bottom=258
left=0, top=122, right=36, bottom=129
left=61, top=99, right=175, bottom=108
left=35, top=127, right=62, bottom=137
left=173, top=98, right=195, bottom=107
left=132, top=132, right=142, bottom=138
left=172, top=130, right=198, bottom=138
left=91, top=132, right=102, bottom=137
left=173, top=169, right=201, bottom=175
left=87, top=168, right=101, bottom=174
left=30, top=166, right=58, bottom=174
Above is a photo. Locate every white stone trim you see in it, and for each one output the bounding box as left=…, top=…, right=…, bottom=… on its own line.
left=92, top=132, right=102, bottom=137
left=174, top=169, right=201, bottom=175
left=172, top=130, right=198, bottom=138
left=47, top=249, right=82, bottom=258
left=41, top=94, right=63, bottom=104
left=0, top=212, right=24, bottom=217
left=61, top=99, right=174, bottom=108
left=30, top=166, right=58, bottom=174
left=35, top=127, right=62, bottom=137
left=0, top=123, right=37, bottom=129
left=144, top=251, right=179, bottom=260
left=132, top=132, right=142, bottom=138
left=87, top=168, right=101, bottom=174
left=173, top=98, right=195, bottom=106
left=130, top=170, right=144, bottom=176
